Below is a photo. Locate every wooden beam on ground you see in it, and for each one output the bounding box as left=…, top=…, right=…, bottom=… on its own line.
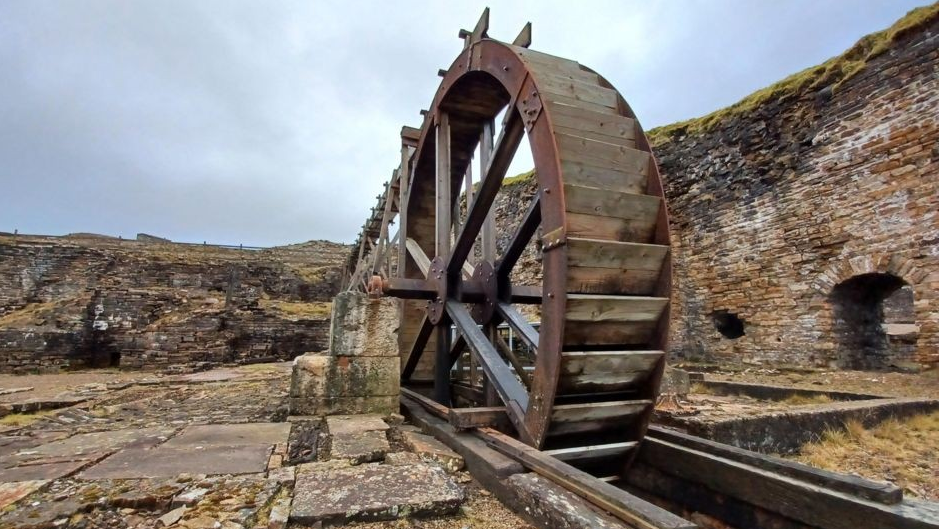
left=401, top=387, right=448, bottom=419
left=477, top=428, right=697, bottom=529
left=449, top=406, right=510, bottom=430
left=647, top=426, right=903, bottom=505
left=638, top=437, right=935, bottom=529
left=451, top=382, right=484, bottom=404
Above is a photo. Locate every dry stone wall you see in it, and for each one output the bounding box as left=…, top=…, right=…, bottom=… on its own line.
left=0, top=234, right=348, bottom=373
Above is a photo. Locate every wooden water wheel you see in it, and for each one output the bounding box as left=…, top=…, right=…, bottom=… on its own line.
left=375, top=11, right=671, bottom=474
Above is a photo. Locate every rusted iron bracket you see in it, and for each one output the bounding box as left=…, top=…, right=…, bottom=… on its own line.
left=541, top=226, right=566, bottom=251
left=516, top=75, right=543, bottom=132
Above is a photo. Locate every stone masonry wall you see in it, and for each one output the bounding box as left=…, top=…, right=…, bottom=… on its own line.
left=652, top=14, right=939, bottom=369
left=0, top=234, right=348, bottom=373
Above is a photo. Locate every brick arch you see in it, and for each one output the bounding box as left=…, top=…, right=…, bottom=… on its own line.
left=811, top=253, right=925, bottom=295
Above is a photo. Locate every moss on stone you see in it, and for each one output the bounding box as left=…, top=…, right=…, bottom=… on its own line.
left=502, top=169, right=536, bottom=187
left=647, top=4, right=939, bottom=145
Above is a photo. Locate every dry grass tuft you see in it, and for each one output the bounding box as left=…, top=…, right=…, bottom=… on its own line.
left=690, top=382, right=715, bottom=395
left=781, top=393, right=832, bottom=406
left=0, top=410, right=56, bottom=427
left=796, top=412, right=939, bottom=501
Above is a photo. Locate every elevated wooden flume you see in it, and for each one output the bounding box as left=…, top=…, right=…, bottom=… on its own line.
left=345, top=10, right=939, bottom=529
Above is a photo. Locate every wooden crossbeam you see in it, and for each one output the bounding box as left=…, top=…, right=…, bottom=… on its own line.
left=496, top=302, right=539, bottom=350
left=477, top=428, right=696, bottom=529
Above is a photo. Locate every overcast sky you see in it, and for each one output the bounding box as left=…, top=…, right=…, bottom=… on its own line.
left=0, top=1, right=927, bottom=246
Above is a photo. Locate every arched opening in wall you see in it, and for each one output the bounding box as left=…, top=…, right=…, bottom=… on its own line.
left=712, top=310, right=745, bottom=339
left=830, top=273, right=917, bottom=370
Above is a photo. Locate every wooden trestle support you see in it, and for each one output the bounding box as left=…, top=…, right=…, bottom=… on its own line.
left=350, top=8, right=671, bottom=473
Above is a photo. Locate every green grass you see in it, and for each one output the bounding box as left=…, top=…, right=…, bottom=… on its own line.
left=647, top=3, right=939, bottom=145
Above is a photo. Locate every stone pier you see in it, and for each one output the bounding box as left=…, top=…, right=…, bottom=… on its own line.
left=288, top=292, right=400, bottom=416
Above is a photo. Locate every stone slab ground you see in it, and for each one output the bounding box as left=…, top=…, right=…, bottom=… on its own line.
left=80, top=444, right=273, bottom=479
left=291, top=461, right=465, bottom=525
left=0, top=364, right=533, bottom=529
left=162, top=423, right=291, bottom=448
left=326, top=414, right=391, bottom=464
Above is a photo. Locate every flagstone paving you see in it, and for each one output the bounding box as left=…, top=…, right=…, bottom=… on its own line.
left=0, top=363, right=530, bottom=528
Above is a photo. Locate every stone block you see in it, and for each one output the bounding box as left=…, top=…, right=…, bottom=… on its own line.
left=328, top=291, right=399, bottom=357
left=289, top=353, right=399, bottom=416
left=327, top=415, right=391, bottom=464
left=291, top=354, right=399, bottom=397
left=290, top=462, right=463, bottom=525
left=400, top=430, right=464, bottom=473
left=660, top=366, right=691, bottom=396
left=330, top=430, right=389, bottom=464
left=288, top=395, right=399, bottom=417
left=505, top=473, right=629, bottom=529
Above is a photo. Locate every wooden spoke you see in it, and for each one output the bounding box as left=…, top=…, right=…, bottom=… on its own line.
left=447, top=302, right=529, bottom=435
left=447, top=332, right=468, bottom=367
left=493, top=330, right=531, bottom=388
left=401, top=315, right=434, bottom=381
left=406, top=238, right=431, bottom=275
left=495, top=302, right=539, bottom=350
left=496, top=192, right=541, bottom=280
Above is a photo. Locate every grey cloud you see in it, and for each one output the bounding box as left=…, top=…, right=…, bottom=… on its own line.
left=0, top=0, right=927, bottom=245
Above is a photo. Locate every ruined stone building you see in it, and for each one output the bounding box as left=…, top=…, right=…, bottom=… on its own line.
left=652, top=11, right=938, bottom=371
left=0, top=233, right=348, bottom=373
